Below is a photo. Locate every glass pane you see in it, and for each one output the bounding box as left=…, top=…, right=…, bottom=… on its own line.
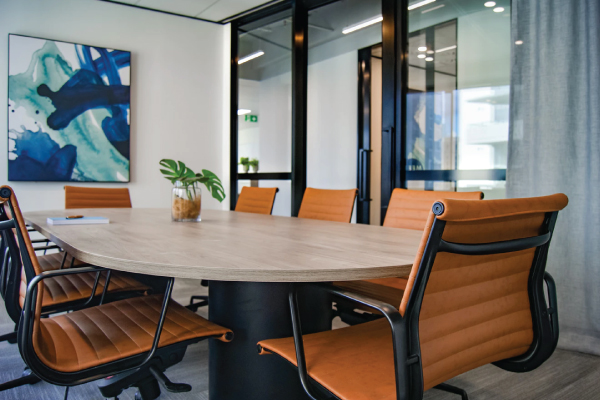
left=237, top=10, right=292, bottom=174
left=306, top=0, right=382, bottom=196
left=405, top=0, right=511, bottom=197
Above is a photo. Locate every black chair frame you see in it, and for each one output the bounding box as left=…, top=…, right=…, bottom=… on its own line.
left=266, top=203, right=560, bottom=400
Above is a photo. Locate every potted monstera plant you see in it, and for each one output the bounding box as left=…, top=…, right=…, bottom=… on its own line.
left=159, top=159, right=225, bottom=222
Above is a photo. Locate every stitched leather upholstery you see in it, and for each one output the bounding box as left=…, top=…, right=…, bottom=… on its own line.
left=64, top=186, right=132, bottom=209
left=336, top=189, right=482, bottom=301
left=235, top=187, right=278, bottom=215
left=35, top=294, right=232, bottom=372
left=259, top=194, right=568, bottom=399
left=383, top=188, right=483, bottom=230
left=298, top=188, right=358, bottom=223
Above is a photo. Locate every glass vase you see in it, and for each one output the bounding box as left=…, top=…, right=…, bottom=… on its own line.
left=172, top=182, right=202, bottom=222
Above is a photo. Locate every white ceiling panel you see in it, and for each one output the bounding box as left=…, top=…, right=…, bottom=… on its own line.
left=138, top=0, right=216, bottom=17
left=198, top=0, right=272, bottom=21
left=104, top=0, right=277, bottom=22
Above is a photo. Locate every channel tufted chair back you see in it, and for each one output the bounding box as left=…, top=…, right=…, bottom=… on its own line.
left=235, top=187, right=278, bottom=215
left=298, top=188, right=358, bottom=223
left=65, top=186, right=132, bottom=209
left=400, top=193, right=568, bottom=391
left=384, top=188, right=483, bottom=230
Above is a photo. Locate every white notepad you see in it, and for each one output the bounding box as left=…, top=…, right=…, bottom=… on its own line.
left=47, top=217, right=109, bottom=226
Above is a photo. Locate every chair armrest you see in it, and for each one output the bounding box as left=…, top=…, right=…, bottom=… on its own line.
left=33, top=245, right=61, bottom=252
left=544, top=272, right=559, bottom=341
left=30, top=239, right=50, bottom=244
left=287, top=283, right=410, bottom=400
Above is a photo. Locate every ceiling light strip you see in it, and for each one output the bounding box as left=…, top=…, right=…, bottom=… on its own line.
left=436, top=45, right=457, bottom=53
left=342, top=15, right=383, bottom=35
left=422, top=4, right=445, bottom=13
left=408, top=0, right=437, bottom=11
left=238, top=51, right=265, bottom=64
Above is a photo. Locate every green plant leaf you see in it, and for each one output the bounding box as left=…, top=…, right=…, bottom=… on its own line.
left=200, top=169, right=226, bottom=202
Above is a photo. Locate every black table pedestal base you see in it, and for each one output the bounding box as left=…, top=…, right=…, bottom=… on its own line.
left=208, top=281, right=332, bottom=400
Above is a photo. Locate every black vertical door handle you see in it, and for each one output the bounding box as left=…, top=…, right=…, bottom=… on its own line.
left=358, top=149, right=371, bottom=202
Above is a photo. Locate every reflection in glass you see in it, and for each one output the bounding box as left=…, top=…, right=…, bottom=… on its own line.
left=406, top=0, right=511, bottom=196
left=237, top=11, right=292, bottom=175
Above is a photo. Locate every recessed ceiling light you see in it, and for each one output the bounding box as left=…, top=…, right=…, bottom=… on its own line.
left=342, top=15, right=383, bottom=34
left=515, top=40, right=523, bottom=45
left=427, top=50, right=435, bottom=54
left=417, top=54, right=426, bottom=59
left=238, top=51, right=264, bottom=64
left=238, top=109, right=252, bottom=115
left=418, top=46, right=427, bottom=52
left=493, top=7, right=505, bottom=12
left=408, top=0, right=436, bottom=11
left=484, top=1, right=496, bottom=7
left=425, top=57, right=434, bottom=62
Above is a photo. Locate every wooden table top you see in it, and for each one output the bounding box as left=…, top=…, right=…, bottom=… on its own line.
left=24, top=209, right=422, bottom=282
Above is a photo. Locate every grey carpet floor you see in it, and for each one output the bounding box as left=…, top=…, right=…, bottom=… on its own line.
left=0, top=278, right=598, bottom=400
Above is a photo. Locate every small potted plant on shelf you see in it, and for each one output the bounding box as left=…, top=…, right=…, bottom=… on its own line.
left=239, top=157, right=250, bottom=173
left=159, top=159, right=225, bottom=222
left=249, top=158, right=259, bottom=173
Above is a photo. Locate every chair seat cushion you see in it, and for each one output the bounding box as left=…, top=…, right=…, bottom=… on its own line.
left=37, top=252, right=87, bottom=271
left=259, top=319, right=397, bottom=400
left=41, top=270, right=151, bottom=307
left=20, top=253, right=151, bottom=308
left=36, top=294, right=232, bottom=372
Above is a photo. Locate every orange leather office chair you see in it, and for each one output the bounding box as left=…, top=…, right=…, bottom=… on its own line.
left=258, top=194, right=567, bottom=400
left=187, top=186, right=280, bottom=312
left=235, top=186, right=279, bottom=214
left=0, top=190, right=149, bottom=393
left=0, top=186, right=233, bottom=400
left=64, top=185, right=132, bottom=209
left=298, top=188, right=358, bottom=223
left=334, top=188, right=483, bottom=324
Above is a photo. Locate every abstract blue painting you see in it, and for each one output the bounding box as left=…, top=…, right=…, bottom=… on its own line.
left=8, top=34, right=130, bottom=182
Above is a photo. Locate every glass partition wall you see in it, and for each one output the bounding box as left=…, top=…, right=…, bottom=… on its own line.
left=230, top=0, right=512, bottom=221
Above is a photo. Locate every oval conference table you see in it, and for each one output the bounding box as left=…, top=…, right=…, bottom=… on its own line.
left=24, top=208, right=423, bottom=400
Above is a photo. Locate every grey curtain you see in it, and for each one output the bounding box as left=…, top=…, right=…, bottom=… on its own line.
left=508, top=0, right=600, bottom=355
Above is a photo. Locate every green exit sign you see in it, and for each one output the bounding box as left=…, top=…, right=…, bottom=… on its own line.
left=245, top=115, right=258, bottom=123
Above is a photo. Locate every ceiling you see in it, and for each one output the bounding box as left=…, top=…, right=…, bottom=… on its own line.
left=238, top=0, right=510, bottom=81
left=104, top=0, right=278, bottom=23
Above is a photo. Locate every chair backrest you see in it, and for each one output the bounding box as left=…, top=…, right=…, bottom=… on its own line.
left=235, top=187, right=278, bottom=215
left=0, top=187, right=46, bottom=327
left=64, top=186, right=132, bottom=209
left=383, top=188, right=483, bottom=230
left=297, top=188, right=358, bottom=223
left=399, top=194, right=568, bottom=395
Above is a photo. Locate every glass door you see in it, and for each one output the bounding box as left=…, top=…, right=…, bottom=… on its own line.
left=306, top=0, right=383, bottom=223
left=233, top=7, right=293, bottom=215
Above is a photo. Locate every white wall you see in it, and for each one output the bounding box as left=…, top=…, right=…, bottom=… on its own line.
left=307, top=51, right=358, bottom=221
left=0, top=0, right=228, bottom=212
